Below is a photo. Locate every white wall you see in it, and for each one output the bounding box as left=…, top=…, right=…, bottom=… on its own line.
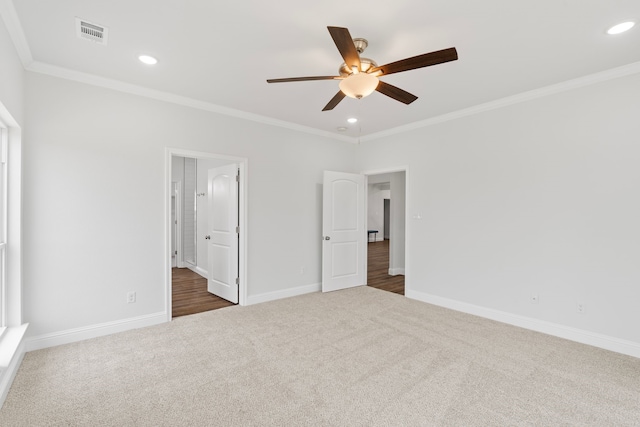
left=171, top=156, right=184, bottom=183
left=22, top=72, right=357, bottom=338
left=0, top=14, right=23, bottom=126
left=356, top=72, right=640, bottom=348
left=367, top=183, right=389, bottom=241
left=389, top=171, right=405, bottom=275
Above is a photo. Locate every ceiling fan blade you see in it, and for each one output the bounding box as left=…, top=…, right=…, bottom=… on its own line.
left=372, top=47, right=458, bottom=76
left=327, top=26, right=361, bottom=72
left=322, top=91, right=346, bottom=111
left=267, top=76, right=340, bottom=83
left=375, top=81, right=418, bottom=105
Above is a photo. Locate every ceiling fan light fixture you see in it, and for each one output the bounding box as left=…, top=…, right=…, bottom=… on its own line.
left=339, top=73, right=379, bottom=99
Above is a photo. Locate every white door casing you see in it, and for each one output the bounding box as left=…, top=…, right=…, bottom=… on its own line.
left=322, top=171, right=366, bottom=292
left=207, top=164, right=239, bottom=303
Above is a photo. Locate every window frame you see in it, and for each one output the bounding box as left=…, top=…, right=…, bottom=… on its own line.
left=0, top=123, right=7, bottom=334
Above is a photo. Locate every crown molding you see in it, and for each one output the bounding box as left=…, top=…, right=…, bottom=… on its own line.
left=0, top=0, right=33, bottom=67
left=361, top=61, right=640, bottom=142
left=23, top=57, right=640, bottom=146
left=26, top=61, right=357, bottom=144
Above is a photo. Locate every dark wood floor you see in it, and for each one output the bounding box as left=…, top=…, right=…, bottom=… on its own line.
left=172, top=268, right=235, bottom=318
left=172, top=239, right=403, bottom=317
left=367, top=239, right=405, bottom=295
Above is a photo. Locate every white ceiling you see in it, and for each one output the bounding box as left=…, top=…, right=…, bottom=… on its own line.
left=7, top=0, right=640, bottom=140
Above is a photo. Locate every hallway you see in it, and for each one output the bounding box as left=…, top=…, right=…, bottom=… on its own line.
left=367, top=240, right=404, bottom=295
left=172, top=268, right=234, bottom=318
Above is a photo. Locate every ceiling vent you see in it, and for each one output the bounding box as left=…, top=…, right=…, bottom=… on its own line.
left=76, top=18, right=108, bottom=45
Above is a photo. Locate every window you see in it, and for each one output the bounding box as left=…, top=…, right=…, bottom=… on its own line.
left=0, top=123, right=7, bottom=333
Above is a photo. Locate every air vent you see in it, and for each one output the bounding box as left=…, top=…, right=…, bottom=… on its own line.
left=76, top=18, right=108, bottom=45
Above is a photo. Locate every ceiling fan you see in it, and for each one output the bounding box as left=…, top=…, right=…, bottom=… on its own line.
left=267, top=26, right=458, bottom=111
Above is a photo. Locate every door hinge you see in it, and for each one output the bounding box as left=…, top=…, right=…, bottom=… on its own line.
left=236, top=226, right=240, bottom=234
left=235, top=174, right=240, bottom=182
left=235, top=277, right=239, bottom=285
left=174, top=250, right=177, bottom=255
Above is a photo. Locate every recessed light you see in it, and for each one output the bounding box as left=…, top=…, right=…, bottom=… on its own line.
left=607, top=21, right=635, bottom=35
left=138, top=55, right=158, bottom=65
left=337, top=127, right=348, bottom=132
left=347, top=118, right=358, bottom=124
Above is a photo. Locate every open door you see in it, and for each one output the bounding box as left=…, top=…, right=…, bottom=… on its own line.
left=322, top=171, right=366, bottom=292
left=207, top=164, right=239, bottom=303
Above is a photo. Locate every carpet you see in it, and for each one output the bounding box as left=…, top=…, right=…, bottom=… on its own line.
left=1, top=286, right=639, bottom=426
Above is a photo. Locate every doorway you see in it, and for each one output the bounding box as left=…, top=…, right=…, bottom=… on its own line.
left=366, top=170, right=406, bottom=295
left=165, top=149, right=248, bottom=321
left=172, top=267, right=234, bottom=317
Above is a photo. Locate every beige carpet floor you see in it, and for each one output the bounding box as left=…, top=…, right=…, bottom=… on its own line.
left=1, top=286, right=639, bottom=426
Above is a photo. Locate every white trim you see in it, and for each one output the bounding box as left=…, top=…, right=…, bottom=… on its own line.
left=0, top=125, right=6, bottom=329
left=246, top=283, right=321, bottom=306
left=172, top=181, right=184, bottom=268
left=187, top=264, right=208, bottom=279
left=24, top=312, right=166, bottom=352
left=406, top=289, right=640, bottom=359
left=388, top=268, right=405, bottom=276
left=6, top=126, right=21, bottom=327
left=361, top=61, right=640, bottom=142
left=17, top=58, right=640, bottom=145
left=362, top=166, right=409, bottom=292
left=26, top=61, right=355, bottom=144
left=0, top=103, right=23, bottom=328
left=165, top=148, right=249, bottom=320
left=0, top=0, right=34, bottom=67
left=0, top=324, right=27, bottom=409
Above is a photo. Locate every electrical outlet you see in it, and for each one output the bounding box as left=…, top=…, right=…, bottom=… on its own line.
left=577, top=301, right=585, bottom=314
left=127, top=291, right=136, bottom=304
left=530, top=294, right=539, bottom=304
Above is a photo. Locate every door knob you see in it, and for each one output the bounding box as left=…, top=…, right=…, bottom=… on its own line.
left=205, top=235, right=211, bottom=240
left=324, top=236, right=330, bottom=240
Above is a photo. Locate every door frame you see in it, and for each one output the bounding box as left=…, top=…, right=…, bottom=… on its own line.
left=361, top=166, right=409, bottom=293
left=165, top=148, right=248, bottom=321
left=172, top=181, right=183, bottom=268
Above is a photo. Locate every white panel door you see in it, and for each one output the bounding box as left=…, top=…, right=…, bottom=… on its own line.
left=322, top=171, right=365, bottom=292
left=207, top=164, right=239, bottom=303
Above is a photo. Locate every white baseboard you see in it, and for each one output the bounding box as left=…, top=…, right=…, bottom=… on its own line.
left=187, top=265, right=208, bottom=279
left=406, top=289, right=640, bottom=359
left=25, top=312, right=167, bottom=352
left=0, top=324, right=28, bottom=409
left=388, top=268, right=405, bottom=276
left=246, top=283, right=321, bottom=306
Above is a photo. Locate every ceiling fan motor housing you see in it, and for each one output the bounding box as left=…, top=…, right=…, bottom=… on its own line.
left=339, top=57, right=378, bottom=76
left=353, top=38, right=368, bottom=53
